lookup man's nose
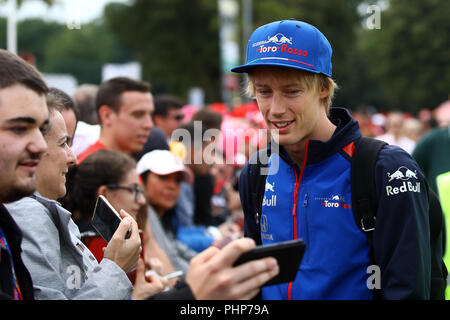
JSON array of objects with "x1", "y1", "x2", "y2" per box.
[
  {"x1": 28, "y1": 129, "x2": 48, "y2": 158},
  {"x1": 269, "y1": 92, "x2": 286, "y2": 117},
  {"x1": 67, "y1": 146, "x2": 77, "y2": 166},
  {"x1": 143, "y1": 113, "x2": 154, "y2": 131}
]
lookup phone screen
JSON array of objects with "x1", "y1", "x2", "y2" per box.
[{"x1": 91, "y1": 195, "x2": 123, "y2": 242}]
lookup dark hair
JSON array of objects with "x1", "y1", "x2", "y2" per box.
[
  {"x1": 176, "y1": 121, "x2": 210, "y2": 146},
  {"x1": 0, "y1": 49, "x2": 48, "y2": 95},
  {"x1": 191, "y1": 108, "x2": 223, "y2": 130},
  {"x1": 153, "y1": 94, "x2": 184, "y2": 118},
  {"x1": 140, "y1": 170, "x2": 151, "y2": 185},
  {"x1": 47, "y1": 87, "x2": 78, "y2": 120},
  {"x1": 74, "y1": 84, "x2": 98, "y2": 124},
  {"x1": 96, "y1": 77, "x2": 151, "y2": 116},
  {"x1": 61, "y1": 149, "x2": 137, "y2": 222}
]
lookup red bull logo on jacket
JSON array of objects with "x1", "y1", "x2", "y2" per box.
[{"x1": 386, "y1": 166, "x2": 421, "y2": 196}]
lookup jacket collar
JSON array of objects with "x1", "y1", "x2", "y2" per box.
[{"x1": 275, "y1": 107, "x2": 362, "y2": 166}]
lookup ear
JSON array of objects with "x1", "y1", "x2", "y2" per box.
[
  {"x1": 319, "y1": 85, "x2": 329, "y2": 99},
  {"x1": 98, "y1": 105, "x2": 116, "y2": 127},
  {"x1": 97, "y1": 185, "x2": 108, "y2": 197},
  {"x1": 153, "y1": 114, "x2": 164, "y2": 127}
]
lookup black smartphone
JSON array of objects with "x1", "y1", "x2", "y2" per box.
[
  {"x1": 91, "y1": 195, "x2": 130, "y2": 242},
  {"x1": 233, "y1": 239, "x2": 306, "y2": 286}
]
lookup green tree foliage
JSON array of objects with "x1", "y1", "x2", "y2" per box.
[
  {"x1": 0, "y1": 17, "x2": 65, "y2": 69},
  {"x1": 0, "y1": 18, "x2": 7, "y2": 48},
  {"x1": 0, "y1": 17, "x2": 133, "y2": 85},
  {"x1": 359, "y1": 0, "x2": 450, "y2": 111},
  {"x1": 2, "y1": 0, "x2": 446, "y2": 111},
  {"x1": 43, "y1": 22, "x2": 132, "y2": 84},
  {"x1": 104, "y1": 0, "x2": 371, "y2": 106},
  {"x1": 104, "y1": 0, "x2": 221, "y2": 101},
  {"x1": 16, "y1": 18, "x2": 64, "y2": 68}
]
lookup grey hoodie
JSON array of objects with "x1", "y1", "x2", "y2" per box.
[{"x1": 5, "y1": 193, "x2": 133, "y2": 300}]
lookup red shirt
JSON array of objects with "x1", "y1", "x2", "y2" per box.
[
  {"x1": 77, "y1": 140, "x2": 106, "y2": 164},
  {"x1": 82, "y1": 233, "x2": 145, "y2": 285}
]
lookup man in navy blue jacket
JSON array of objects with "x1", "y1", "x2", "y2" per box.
[{"x1": 232, "y1": 19, "x2": 430, "y2": 299}]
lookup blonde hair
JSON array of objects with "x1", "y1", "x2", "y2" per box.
[{"x1": 246, "y1": 67, "x2": 338, "y2": 115}]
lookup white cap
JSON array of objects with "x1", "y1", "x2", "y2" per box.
[{"x1": 136, "y1": 150, "x2": 193, "y2": 184}]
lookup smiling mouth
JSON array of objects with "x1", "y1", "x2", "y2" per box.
[
  {"x1": 272, "y1": 121, "x2": 294, "y2": 129},
  {"x1": 137, "y1": 136, "x2": 148, "y2": 143},
  {"x1": 18, "y1": 160, "x2": 40, "y2": 170}
]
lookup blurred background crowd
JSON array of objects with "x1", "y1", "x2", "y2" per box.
[{"x1": 0, "y1": 0, "x2": 449, "y2": 294}]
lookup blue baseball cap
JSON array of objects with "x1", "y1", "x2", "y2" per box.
[{"x1": 231, "y1": 19, "x2": 332, "y2": 77}]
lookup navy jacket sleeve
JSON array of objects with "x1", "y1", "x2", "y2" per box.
[{"x1": 373, "y1": 145, "x2": 430, "y2": 299}]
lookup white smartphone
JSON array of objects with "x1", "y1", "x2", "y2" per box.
[{"x1": 91, "y1": 195, "x2": 131, "y2": 242}]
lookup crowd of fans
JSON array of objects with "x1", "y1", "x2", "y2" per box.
[{"x1": 1, "y1": 46, "x2": 449, "y2": 300}]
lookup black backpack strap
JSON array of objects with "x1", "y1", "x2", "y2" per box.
[
  {"x1": 247, "y1": 147, "x2": 272, "y2": 245},
  {"x1": 351, "y1": 137, "x2": 387, "y2": 240},
  {"x1": 351, "y1": 137, "x2": 387, "y2": 300}
]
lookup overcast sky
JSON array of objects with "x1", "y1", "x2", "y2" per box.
[{"x1": 0, "y1": 0, "x2": 127, "y2": 23}]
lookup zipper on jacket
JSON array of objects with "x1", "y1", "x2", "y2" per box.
[
  {"x1": 291, "y1": 173, "x2": 300, "y2": 240},
  {"x1": 303, "y1": 193, "x2": 309, "y2": 207},
  {"x1": 287, "y1": 140, "x2": 309, "y2": 300}
]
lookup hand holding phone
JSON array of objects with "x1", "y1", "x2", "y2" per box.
[
  {"x1": 233, "y1": 239, "x2": 306, "y2": 286},
  {"x1": 91, "y1": 195, "x2": 141, "y2": 273},
  {"x1": 91, "y1": 195, "x2": 131, "y2": 242}
]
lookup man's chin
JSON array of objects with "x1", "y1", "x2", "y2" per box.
[
  {"x1": 130, "y1": 143, "x2": 145, "y2": 154},
  {"x1": 1, "y1": 184, "x2": 36, "y2": 204}
]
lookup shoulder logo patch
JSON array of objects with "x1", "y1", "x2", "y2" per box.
[{"x1": 386, "y1": 166, "x2": 421, "y2": 196}]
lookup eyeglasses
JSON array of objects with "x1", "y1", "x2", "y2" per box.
[
  {"x1": 170, "y1": 114, "x2": 185, "y2": 121},
  {"x1": 105, "y1": 184, "x2": 145, "y2": 202}
]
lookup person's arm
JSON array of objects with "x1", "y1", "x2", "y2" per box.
[
  {"x1": 142, "y1": 222, "x2": 178, "y2": 287},
  {"x1": 6, "y1": 199, "x2": 76, "y2": 300},
  {"x1": 67, "y1": 210, "x2": 142, "y2": 300},
  {"x1": 69, "y1": 211, "x2": 143, "y2": 300},
  {"x1": 8, "y1": 199, "x2": 139, "y2": 300},
  {"x1": 185, "y1": 237, "x2": 279, "y2": 300},
  {"x1": 146, "y1": 237, "x2": 279, "y2": 300},
  {"x1": 176, "y1": 225, "x2": 214, "y2": 252},
  {"x1": 412, "y1": 131, "x2": 432, "y2": 178},
  {"x1": 373, "y1": 145, "x2": 431, "y2": 299},
  {"x1": 142, "y1": 222, "x2": 175, "y2": 272},
  {"x1": 146, "y1": 280, "x2": 195, "y2": 300},
  {"x1": 102, "y1": 210, "x2": 141, "y2": 273},
  {"x1": 131, "y1": 258, "x2": 166, "y2": 300}
]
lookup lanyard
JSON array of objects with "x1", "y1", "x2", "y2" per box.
[{"x1": 0, "y1": 226, "x2": 23, "y2": 300}]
